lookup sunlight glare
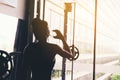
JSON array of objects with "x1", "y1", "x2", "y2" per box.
[{"x1": 0, "y1": 13, "x2": 18, "y2": 52}]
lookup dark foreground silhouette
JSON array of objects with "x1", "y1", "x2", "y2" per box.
[{"x1": 22, "y1": 18, "x2": 73, "y2": 80}]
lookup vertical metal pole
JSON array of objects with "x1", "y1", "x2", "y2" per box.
[
  {"x1": 37, "y1": 0, "x2": 40, "y2": 18},
  {"x1": 43, "y1": 0, "x2": 46, "y2": 20},
  {"x1": 35, "y1": 0, "x2": 41, "y2": 42},
  {"x1": 93, "y1": 0, "x2": 97, "y2": 80},
  {"x1": 71, "y1": 1, "x2": 76, "y2": 80},
  {"x1": 62, "y1": 3, "x2": 72, "y2": 80},
  {"x1": 62, "y1": 10, "x2": 68, "y2": 80},
  {"x1": 13, "y1": 0, "x2": 35, "y2": 80}
]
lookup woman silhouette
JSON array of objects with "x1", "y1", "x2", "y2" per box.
[{"x1": 22, "y1": 18, "x2": 73, "y2": 80}]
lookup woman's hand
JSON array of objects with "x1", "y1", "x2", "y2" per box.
[{"x1": 53, "y1": 29, "x2": 64, "y2": 40}]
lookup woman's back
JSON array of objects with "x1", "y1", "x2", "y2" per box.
[{"x1": 24, "y1": 42, "x2": 57, "y2": 80}]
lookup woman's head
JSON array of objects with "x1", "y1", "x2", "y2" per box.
[{"x1": 31, "y1": 18, "x2": 50, "y2": 41}]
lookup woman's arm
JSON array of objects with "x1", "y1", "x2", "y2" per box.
[{"x1": 53, "y1": 30, "x2": 74, "y2": 59}]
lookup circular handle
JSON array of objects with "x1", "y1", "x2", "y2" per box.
[
  {"x1": 69, "y1": 45, "x2": 79, "y2": 61},
  {"x1": 0, "y1": 50, "x2": 13, "y2": 79}
]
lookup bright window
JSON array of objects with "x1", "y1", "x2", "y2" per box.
[{"x1": 0, "y1": 13, "x2": 18, "y2": 53}]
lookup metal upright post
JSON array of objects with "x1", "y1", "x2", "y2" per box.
[
  {"x1": 37, "y1": 0, "x2": 40, "y2": 19},
  {"x1": 13, "y1": 0, "x2": 35, "y2": 80},
  {"x1": 62, "y1": 7, "x2": 68, "y2": 80},
  {"x1": 71, "y1": 1, "x2": 76, "y2": 80},
  {"x1": 62, "y1": 3, "x2": 72, "y2": 80},
  {"x1": 93, "y1": 0, "x2": 97, "y2": 80},
  {"x1": 43, "y1": 0, "x2": 46, "y2": 20}
]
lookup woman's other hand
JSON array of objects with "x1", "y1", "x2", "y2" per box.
[{"x1": 53, "y1": 29, "x2": 64, "y2": 40}]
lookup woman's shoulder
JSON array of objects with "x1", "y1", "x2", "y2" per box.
[
  {"x1": 47, "y1": 43, "x2": 59, "y2": 47},
  {"x1": 47, "y1": 43, "x2": 62, "y2": 51},
  {"x1": 24, "y1": 42, "x2": 37, "y2": 51},
  {"x1": 26, "y1": 42, "x2": 36, "y2": 47}
]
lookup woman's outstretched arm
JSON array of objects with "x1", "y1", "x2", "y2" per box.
[{"x1": 53, "y1": 30, "x2": 74, "y2": 59}]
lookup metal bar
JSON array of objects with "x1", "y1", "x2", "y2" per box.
[
  {"x1": 71, "y1": 1, "x2": 76, "y2": 80},
  {"x1": 62, "y1": 10, "x2": 67, "y2": 80},
  {"x1": 62, "y1": 3, "x2": 72, "y2": 80},
  {"x1": 93, "y1": 0, "x2": 97, "y2": 80},
  {"x1": 43, "y1": 0, "x2": 46, "y2": 20},
  {"x1": 37, "y1": 0, "x2": 40, "y2": 18},
  {"x1": 13, "y1": 0, "x2": 35, "y2": 80}
]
